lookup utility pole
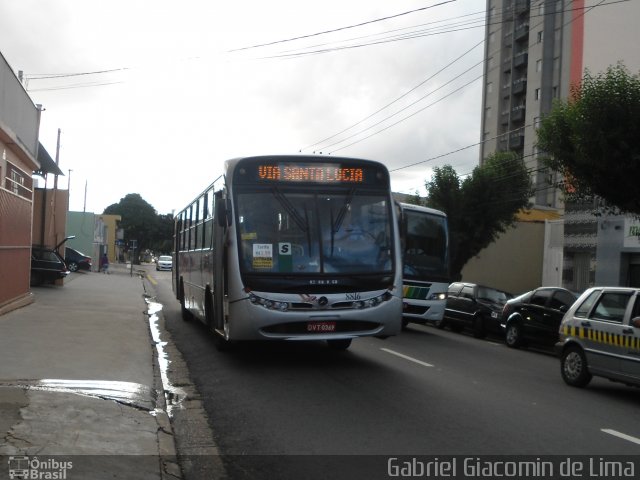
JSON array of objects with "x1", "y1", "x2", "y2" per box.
[
  {"x1": 68, "y1": 169, "x2": 72, "y2": 202},
  {"x1": 52, "y1": 128, "x2": 61, "y2": 250},
  {"x1": 53, "y1": 129, "x2": 61, "y2": 190},
  {"x1": 83, "y1": 180, "x2": 88, "y2": 213}
]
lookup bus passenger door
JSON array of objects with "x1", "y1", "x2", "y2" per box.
[{"x1": 212, "y1": 190, "x2": 227, "y2": 334}]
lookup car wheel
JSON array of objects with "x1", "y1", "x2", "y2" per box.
[
  {"x1": 505, "y1": 322, "x2": 523, "y2": 348},
  {"x1": 561, "y1": 346, "x2": 592, "y2": 387},
  {"x1": 327, "y1": 339, "x2": 352, "y2": 350},
  {"x1": 449, "y1": 323, "x2": 463, "y2": 333},
  {"x1": 472, "y1": 315, "x2": 486, "y2": 339},
  {"x1": 67, "y1": 261, "x2": 78, "y2": 272},
  {"x1": 434, "y1": 318, "x2": 447, "y2": 329}
]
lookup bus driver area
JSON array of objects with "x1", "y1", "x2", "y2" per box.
[{"x1": 238, "y1": 194, "x2": 389, "y2": 275}]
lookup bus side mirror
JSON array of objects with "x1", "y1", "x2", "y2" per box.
[
  {"x1": 631, "y1": 317, "x2": 640, "y2": 329},
  {"x1": 217, "y1": 199, "x2": 232, "y2": 227}
]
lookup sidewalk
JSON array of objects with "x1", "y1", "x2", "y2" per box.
[{"x1": 0, "y1": 263, "x2": 180, "y2": 479}]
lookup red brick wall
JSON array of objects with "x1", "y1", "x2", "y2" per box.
[{"x1": 0, "y1": 189, "x2": 32, "y2": 308}]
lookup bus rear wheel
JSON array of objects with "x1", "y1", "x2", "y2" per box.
[{"x1": 327, "y1": 339, "x2": 352, "y2": 350}]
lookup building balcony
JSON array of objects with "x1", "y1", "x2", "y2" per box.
[
  {"x1": 512, "y1": 77, "x2": 527, "y2": 95},
  {"x1": 511, "y1": 105, "x2": 526, "y2": 122},
  {"x1": 515, "y1": 22, "x2": 530, "y2": 41},
  {"x1": 514, "y1": 52, "x2": 528, "y2": 68},
  {"x1": 509, "y1": 133, "x2": 525, "y2": 149},
  {"x1": 515, "y1": 0, "x2": 530, "y2": 15}
]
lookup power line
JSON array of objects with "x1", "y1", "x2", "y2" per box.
[
  {"x1": 227, "y1": 1, "x2": 456, "y2": 53},
  {"x1": 303, "y1": 38, "x2": 485, "y2": 151},
  {"x1": 28, "y1": 80, "x2": 124, "y2": 92},
  {"x1": 300, "y1": 0, "x2": 617, "y2": 154},
  {"x1": 329, "y1": 73, "x2": 484, "y2": 154},
  {"x1": 278, "y1": 9, "x2": 488, "y2": 58},
  {"x1": 25, "y1": 67, "x2": 129, "y2": 80}
]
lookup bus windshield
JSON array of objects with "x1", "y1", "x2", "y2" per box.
[
  {"x1": 236, "y1": 188, "x2": 392, "y2": 275},
  {"x1": 402, "y1": 209, "x2": 449, "y2": 282}
]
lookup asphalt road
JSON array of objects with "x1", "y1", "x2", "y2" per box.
[{"x1": 146, "y1": 268, "x2": 640, "y2": 479}]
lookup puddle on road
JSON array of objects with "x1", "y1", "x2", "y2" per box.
[
  {"x1": 0, "y1": 379, "x2": 157, "y2": 411},
  {"x1": 145, "y1": 296, "x2": 186, "y2": 418},
  {"x1": 0, "y1": 293, "x2": 186, "y2": 418}
]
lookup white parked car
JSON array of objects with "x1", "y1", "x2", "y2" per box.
[
  {"x1": 156, "y1": 255, "x2": 173, "y2": 271},
  {"x1": 556, "y1": 287, "x2": 640, "y2": 388}
]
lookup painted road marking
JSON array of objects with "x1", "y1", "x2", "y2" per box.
[
  {"x1": 147, "y1": 274, "x2": 158, "y2": 286},
  {"x1": 602, "y1": 429, "x2": 640, "y2": 445},
  {"x1": 381, "y1": 348, "x2": 433, "y2": 368}
]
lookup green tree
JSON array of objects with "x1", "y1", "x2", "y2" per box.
[
  {"x1": 151, "y1": 213, "x2": 175, "y2": 254},
  {"x1": 403, "y1": 190, "x2": 423, "y2": 206},
  {"x1": 537, "y1": 63, "x2": 640, "y2": 214},
  {"x1": 426, "y1": 152, "x2": 532, "y2": 280},
  {"x1": 104, "y1": 193, "x2": 159, "y2": 263}
]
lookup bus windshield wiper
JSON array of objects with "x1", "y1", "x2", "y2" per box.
[
  {"x1": 272, "y1": 187, "x2": 308, "y2": 233},
  {"x1": 272, "y1": 187, "x2": 313, "y2": 254},
  {"x1": 330, "y1": 187, "x2": 356, "y2": 255}
]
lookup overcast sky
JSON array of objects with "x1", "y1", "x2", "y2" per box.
[{"x1": 0, "y1": 0, "x2": 485, "y2": 215}]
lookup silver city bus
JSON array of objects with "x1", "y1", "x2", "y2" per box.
[{"x1": 173, "y1": 155, "x2": 403, "y2": 350}]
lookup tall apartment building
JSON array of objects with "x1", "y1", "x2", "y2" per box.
[{"x1": 479, "y1": 0, "x2": 640, "y2": 290}]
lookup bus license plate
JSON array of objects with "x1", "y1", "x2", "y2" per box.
[{"x1": 307, "y1": 321, "x2": 336, "y2": 333}]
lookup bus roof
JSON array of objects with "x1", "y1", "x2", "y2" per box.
[{"x1": 398, "y1": 202, "x2": 447, "y2": 218}]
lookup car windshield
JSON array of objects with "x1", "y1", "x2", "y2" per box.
[
  {"x1": 235, "y1": 188, "x2": 392, "y2": 275},
  {"x1": 33, "y1": 249, "x2": 62, "y2": 262},
  {"x1": 159, "y1": 256, "x2": 172, "y2": 262},
  {"x1": 477, "y1": 287, "x2": 510, "y2": 303}
]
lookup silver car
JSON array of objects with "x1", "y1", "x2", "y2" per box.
[
  {"x1": 556, "y1": 287, "x2": 640, "y2": 388},
  {"x1": 156, "y1": 255, "x2": 173, "y2": 271}
]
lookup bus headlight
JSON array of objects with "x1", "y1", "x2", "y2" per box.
[
  {"x1": 247, "y1": 293, "x2": 290, "y2": 312},
  {"x1": 366, "y1": 297, "x2": 380, "y2": 308},
  {"x1": 428, "y1": 292, "x2": 447, "y2": 301}
]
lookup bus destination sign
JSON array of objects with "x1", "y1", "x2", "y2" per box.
[{"x1": 257, "y1": 163, "x2": 364, "y2": 184}]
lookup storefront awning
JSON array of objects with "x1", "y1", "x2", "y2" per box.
[{"x1": 34, "y1": 142, "x2": 64, "y2": 177}]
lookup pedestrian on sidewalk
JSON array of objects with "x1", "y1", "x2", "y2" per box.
[{"x1": 100, "y1": 253, "x2": 110, "y2": 274}]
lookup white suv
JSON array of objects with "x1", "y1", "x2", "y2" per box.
[{"x1": 556, "y1": 287, "x2": 640, "y2": 388}]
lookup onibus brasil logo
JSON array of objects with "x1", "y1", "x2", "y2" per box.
[{"x1": 7, "y1": 456, "x2": 73, "y2": 479}]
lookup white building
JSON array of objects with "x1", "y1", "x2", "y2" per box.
[{"x1": 476, "y1": 0, "x2": 640, "y2": 291}]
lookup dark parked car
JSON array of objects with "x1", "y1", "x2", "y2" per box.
[
  {"x1": 502, "y1": 287, "x2": 577, "y2": 348},
  {"x1": 31, "y1": 245, "x2": 69, "y2": 286},
  {"x1": 65, "y1": 247, "x2": 92, "y2": 272},
  {"x1": 443, "y1": 282, "x2": 513, "y2": 338}
]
